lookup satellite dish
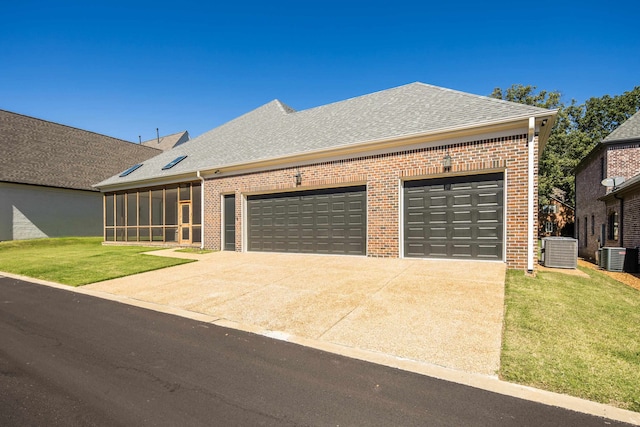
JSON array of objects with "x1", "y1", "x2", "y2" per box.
[{"x1": 601, "y1": 177, "x2": 626, "y2": 187}]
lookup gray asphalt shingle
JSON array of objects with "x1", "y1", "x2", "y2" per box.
[
  {"x1": 603, "y1": 110, "x2": 640, "y2": 142},
  {"x1": 96, "y1": 82, "x2": 552, "y2": 188},
  {"x1": 141, "y1": 130, "x2": 190, "y2": 151},
  {"x1": 0, "y1": 109, "x2": 160, "y2": 191}
]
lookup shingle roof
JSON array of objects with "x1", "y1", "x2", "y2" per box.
[
  {"x1": 96, "y1": 82, "x2": 554, "y2": 188},
  {"x1": 141, "y1": 130, "x2": 190, "y2": 151},
  {"x1": 575, "y1": 110, "x2": 640, "y2": 173},
  {"x1": 0, "y1": 109, "x2": 161, "y2": 191},
  {"x1": 603, "y1": 110, "x2": 640, "y2": 142}
]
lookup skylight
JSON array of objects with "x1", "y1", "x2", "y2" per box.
[
  {"x1": 162, "y1": 155, "x2": 187, "y2": 170},
  {"x1": 119, "y1": 163, "x2": 143, "y2": 177}
]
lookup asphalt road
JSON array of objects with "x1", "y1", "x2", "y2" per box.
[{"x1": 0, "y1": 276, "x2": 632, "y2": 426}]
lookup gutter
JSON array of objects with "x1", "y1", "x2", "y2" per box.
[
  {"x1": 197, "y1": 171, "x2": 205, "y2": 250},
  {"x1": 527, "y1": 117, "x2": 536, "y2": 273},
  {"x1": 95, "y1": 113, "x2": 557, "y2": 192}
]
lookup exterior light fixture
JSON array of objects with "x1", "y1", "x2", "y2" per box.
[
  {"x1": 295, "y1": 169, "x2": 302, "y2": 186},
  {"x1": 443, "y1": 153, "x2": 452, "y2": 172}
]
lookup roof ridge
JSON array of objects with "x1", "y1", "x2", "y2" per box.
[
  {"x1": 141, "y1": 130, "x2": 189, "y2": 145},
  {"x1": 273, "y1": 100, "x2": 296, "y2": 114},
  {"x1": 286, "y1": 83, "x2": 422, "y2": 116},
  {"x1": 603, "y1": 110, "x2": 640, "y2": 142},
  {"x1": 412, "y1": 82, "x2": 552, "y2": 112},
  {"x1": 0, "y1": 108, "x2": 161, "y2": 151},
  {"x1": 281, "y1": 82, "x2": 550, "y2": 118}
]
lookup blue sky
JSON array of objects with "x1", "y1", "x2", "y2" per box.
[{"x1": 1, "y1": 1, "x2": 638, "y2": 142}]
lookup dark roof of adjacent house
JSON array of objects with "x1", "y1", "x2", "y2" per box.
[
  {"x1": 603, "y1": 110, "x2": 640, "y2": 143},
  {"x1": 96, "y1": 82, "x2": 556, "y2": 189},
  {"x1": 0, "y1": 109, "x2": 161, "y2": 191},
  {"x1": 141, "y1": 130, "x2": 190, "y2": 151},
  {"x1": 575, "y1": 110, "x2": 640, "y2": 173}
]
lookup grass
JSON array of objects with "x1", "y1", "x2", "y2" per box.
[
  {"x1": 501, "y1": 267, "x2": 640, "y2": 412},
  {"x1": 2, "y1": 237, "x2": 639, "y2": 411},
  {"x1": 0, "y1": 237, "x2": 194, "y2": 286},
  {"x1": 175, "y1": 247, "x2": 215, "y2": 254}
]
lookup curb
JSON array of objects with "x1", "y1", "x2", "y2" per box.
[{"x1": 2, "y1": 271, "x2": 638, "y2": 426}]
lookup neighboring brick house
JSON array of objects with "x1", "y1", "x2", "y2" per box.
[
  {"x1": 539, "y1": 188, "x2": 574, "y2": 237},
  {"x1": 95, "y1": 83, "x2": 557, "y2": 271},
  {"x1": 0, "y1": 109, "x2": 160, "y2": 240},
  {"x1": 141, "y1": 130, "x2": 189, "y2": 151},
  {"x1": 575, "y1": 110, "x2": 640, "y2": 262},
  {"x1": 599, "y1": 173, "x2": 640, "y2": 269}
]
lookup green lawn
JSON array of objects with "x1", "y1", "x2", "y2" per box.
[
  {"x1": 501, "y1": 267, "x2": 640, "y2": 412},
  {"x1": 2, "y1": 237, "x2": 639, "y2": 411},
  {"x1": 0, "y1": 237, "x2": 194, "y2": 286}
]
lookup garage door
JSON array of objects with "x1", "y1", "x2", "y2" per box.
[
  {"x1": 404, "y1": 173, "x2": 504, "y2": 260},
  {"x1": 248, "y1": 186, "x2": 366, "y2": 255}
]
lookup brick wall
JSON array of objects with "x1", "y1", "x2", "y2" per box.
[
  {"x1": 607, "y1": 143, "x2": 640, "y2": 178},
  {"x1": 623, "y1": 190, "x2": 640, "y2": 267},
  {"x1": 576, "y1": 143, "x2": 640, "y2": 261},
  {"x1": 203, "y1": 133, "x2": 536, "y2": 269},
  {"x1": 575, "y1": 150, "x2": 607, "y2": 261}
]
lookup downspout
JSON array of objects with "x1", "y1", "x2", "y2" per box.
[
  {"x1": 527, "y1": 117, "x2": 536, "y2": 273},
  {"x1": 197, "y1": 171, "x2": 205, "y2": 250}
]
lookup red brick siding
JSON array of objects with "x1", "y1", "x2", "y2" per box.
[
  {"x1": 623, "y1": 191, "x2": 640, "y2": 266},
  {"x1": 607, "y1": 144, "x2": 640, "y2": 179},
  {"x1": 576, "y1": 143, "x2": 640, "y2": 261},
  {"x1": 575, "y1": 152, "x2": 608, "y2": 261},
  {"x1": 202, "y1": 133, "x2": 537, "y2": 269},
  {"x1": 539, "y1": 200, "x2": 574, "y2": 237}
]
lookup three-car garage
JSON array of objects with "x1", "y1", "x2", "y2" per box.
[{"x1": 245, "y1": 173, "x2": 504, "y2": 261}]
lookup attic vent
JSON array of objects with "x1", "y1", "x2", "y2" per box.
[
  {"x1": 119, "y1": 163, "x2": 143, "y2": 177},
  {"x1": 162, "y1": 155, "x2": 187, "y2": 170}
]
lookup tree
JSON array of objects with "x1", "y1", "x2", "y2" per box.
[{"x1": 490, "y1": 84, "x2": 640, "y2": 206}]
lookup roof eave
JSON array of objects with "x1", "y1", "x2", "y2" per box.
[
  {"x1": 96, "y1": 112, "x2": 557, "y2": 192},
  {"x1": 94, "y1": 172, "x2": 201, "y2": 192}
]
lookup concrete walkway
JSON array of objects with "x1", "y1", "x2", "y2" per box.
[{"x1": 85, "y1": 250, "x2": 506, "y2": 376}]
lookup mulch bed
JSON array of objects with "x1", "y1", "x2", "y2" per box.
[{"x1": 578, "y1": 259, "x2": 640, "y2": 292}]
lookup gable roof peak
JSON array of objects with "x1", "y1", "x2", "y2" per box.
[
  {"x1": 96, "y1": 82, "x2": 557, "y2": 189},
  {"x1": 603, "y1": 110, "x2": 640, "y2": 143}
]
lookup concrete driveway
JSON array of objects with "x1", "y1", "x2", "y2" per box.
[{"x1": 85, "y1": 250, "x2": 506, "y2": 375}]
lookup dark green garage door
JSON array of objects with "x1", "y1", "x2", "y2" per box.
[
  {"x1": 248, "y1": 186, "x2": 366, "y2": 255},
  {"x1": 404, "y1": 173, "x2": 504, "y2": 260}
]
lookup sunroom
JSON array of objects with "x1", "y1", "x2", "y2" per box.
[{"x1": 103, "y1": 181, "x2": 201, "y2": 245}]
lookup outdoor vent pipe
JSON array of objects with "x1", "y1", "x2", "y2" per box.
[{"x1": 197, "y1": 171, "x2": 205, "y2": 250}]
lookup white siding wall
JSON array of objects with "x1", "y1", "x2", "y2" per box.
[{"x1": 0, "y1": 182, "x2": 102, "y2": 241}]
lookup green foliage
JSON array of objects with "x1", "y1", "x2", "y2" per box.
[
  {"x1": 491, "y1": 85, "x2": 640, "y2": 206},
  {"x1": 580, "y1": 86, "x2": 640, "y2": 142},
  {"x1": 490, "y1": 84, "x2": 562, "y2": 109}
]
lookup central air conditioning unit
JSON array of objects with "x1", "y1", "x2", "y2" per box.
[
  {"x1": 541, "y1": 237, "x2": 578, "y2": 269},
  {"x1": 600, "y1": 247, "x2": 626, "y2": 272}
]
